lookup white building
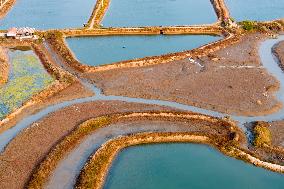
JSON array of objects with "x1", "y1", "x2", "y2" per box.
[{"x1": 6, "y1": 27, "x2": 36, "y2": 39}]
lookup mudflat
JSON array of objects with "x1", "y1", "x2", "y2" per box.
[{"x1": 84, "y1": 33, "x2": 280, "y2": 116}]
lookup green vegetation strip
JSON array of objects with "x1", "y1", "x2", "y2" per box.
[
  {"x1": 43, "y1": 31, "x2": 86, "y2": 72},
  {"x1": 239, "y1": 20, "x2": 284, "y2": 32}
]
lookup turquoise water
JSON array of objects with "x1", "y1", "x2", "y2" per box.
[
  {"x1": 66, "y1": 35, "x2": 221, "y2": 66},
  {"x1": 0, "y1": 50, "x2": 54, "y2": 120},
  {"x1": 104, "y1": 144, "x2": 284, "y2": 189},
  {"x1": 102, "y1": 0, "x2": 217, "y2": 27},
  {"x1": 225, "y1": 0, "x2": 284, "y2": 21},
  {"x1": 0, "y1": 0, "x2": 95, "y2": 29}
]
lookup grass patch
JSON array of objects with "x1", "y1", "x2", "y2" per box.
[{"x1": 239, "y1": 20, "x2": 283, "y2": 32}]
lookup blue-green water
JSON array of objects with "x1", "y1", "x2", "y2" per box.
[
  {"x1": 0, "y1": 50, "x2": 54, "y2": 120},
  {"x1": 102, "y1": 0, "x2": 217, "y2": 27},
  {"x1": 0, "y1": 0, "x2": 95, "y2": 29},
  {"x1": 225, "y1": 0, "x2": 284, "y2": 21},
  {"x1": 66, "y1": 35, "x2": 221, "y2": 66},
  {"x1": 104, "y1": 144, "x2": 284, "y2": 189}
]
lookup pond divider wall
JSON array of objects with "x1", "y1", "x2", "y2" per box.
[
  {"x1": 87, "y1": 0, "x2": 111, "y2": 28},
  {"x1": 210, "y1": 0, "x2": 230, "y2": 22},
  {"x1": 86, "y1": 0, "x2": 231, "y2": 29},
  {"x1": 45, "y1": 29, "x2": 240, "y2": 74},
  {"x1": 77, "y1": 133, "x2": 211, "y2": 189},
  {"x1": 0, "y1": 0, "x2": 16, "y2": 19}
]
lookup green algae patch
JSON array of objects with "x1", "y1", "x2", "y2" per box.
[{"x1": 0, "y1": 50, "x2": 54, "y2": 120}]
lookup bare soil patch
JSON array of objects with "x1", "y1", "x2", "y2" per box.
[{"x1": 270, "y1": 121, "x2": 284, "y2": 148}]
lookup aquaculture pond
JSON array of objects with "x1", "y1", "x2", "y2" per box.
[
  {"x1": 0, "y1": 49, "x2": 54, "y2": 120},
  {"x1": 102, "y1": 0, "x2": 217, "y2": 27},
  {"x1": 0, "y1": 0, "x2": 95, "y2": 29},
  {"x1": 66, "y1": 35, "x2": 221, "y2": 66},
  {"x1": 225, "y1": 0, "x2": 284, "y2": 21},
  {"x1": 104, "y1": 144, "x2": 284, "y2": 189}
]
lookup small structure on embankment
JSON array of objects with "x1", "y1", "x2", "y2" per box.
[{"x1": 6, "y1": 27, "x2": 37, "y2": 39}]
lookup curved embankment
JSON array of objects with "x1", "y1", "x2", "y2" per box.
[
  {"x1": 210, "y1": 0, "x2": 230, "y2": 22},
  {"x1": 0, "y1": 46, "x2": 9, "y2": 85},
  {"x1": 27, "y1": 111, "x2": 244, "y2": 188},
  {"x1": 0, "y1": 102, "x2": 174, "y2": 189},
  {"x1": 77, "y1": 133, "x2": 210, "y2": 189},
  {"x1": 86, "y1": 33, "x2": 281, "y2": 116},
  {"x1": 76, "y1": 133, "x2": 284, "y2": 189}
]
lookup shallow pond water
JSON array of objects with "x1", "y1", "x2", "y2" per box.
[
  {"x1": 0, "y1": 50, "x2": 54, "y2": 120},
  {"x1": 66, "y1": 35, "x2": 221, "y2": 66},
  {"x1": 225, "y1": 0, "x2": 284, "y2": 21},
  {"x1": 104, "y1": 144, "x2": 284, "y2": 189},
  {"x1": 0, "y1": 0, "x2": 95, "y2": 29},
  {"x1": 102, "y1": 0, "x2": 217, "y2": 27}
]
